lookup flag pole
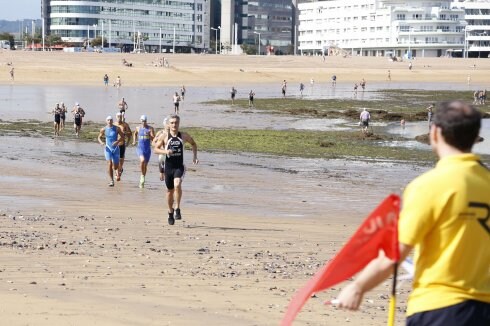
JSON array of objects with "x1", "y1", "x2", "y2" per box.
[{"x1": 387, "y1": 262, "x2": 398, "y2": 326}]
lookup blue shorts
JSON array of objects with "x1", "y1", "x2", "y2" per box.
[
  {"x1": 105, "y1": 146, "x2": 120, "y2": 164},
  {"x1": 137, "y1": 149, "x2": 151, "y2": 163}
]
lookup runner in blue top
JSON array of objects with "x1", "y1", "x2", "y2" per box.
[
  {"x1": 133, "y1": 115, "x2": 155, "y2": 188},
  {"x1": 98, "y1": 116, "x2": 124, "y2": 187}
]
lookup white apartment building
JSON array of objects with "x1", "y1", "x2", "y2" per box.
[
  {"x1": 453, "y1": 0, "x2": 490, "y2": 57},
  {"x1": 41, "y1": 0, "x2": 210, "y2": 53},
  {"x1": 298, "y1": 0, "x2": 466, "y2": 58}
]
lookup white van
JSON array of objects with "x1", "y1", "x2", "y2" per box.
[{"x1": 0, "y1": 40, "x2": 10, "y2": 49}]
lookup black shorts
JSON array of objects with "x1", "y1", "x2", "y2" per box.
[
  {"x1": 61, "y1": 114, "x2": 65, "y2": 122},
  {"x1": 164, "y1": 166, "x2": 185, "y2": 190},
  {"x1": 54, "y1": 115, "x2": 60, "y2": 124},
  {"x1": 407, "y1": 300, "x2": 490, "y2": 326},
  {"x1": 74, "y1": 118, "x2": 81, "y2": 126},
  {"x1": 119, "y1": 144, "x2": 126, "y2": 159},
  {"x1": 231, "y1": 94, "x2": 235, "y2": 99},
  {"x1": 282, "y1": 89, "x2": 286, "y2": 95},
  {"x1": 174, "y1": 102, "x2": 179, "y2": 108},
  {"x1": 362, "y1": 120, "x2": 369, "y2": 127}
]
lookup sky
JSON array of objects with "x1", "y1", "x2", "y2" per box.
[{"x1": 0, "y1": 0, "x2": 41, "y2": 20}]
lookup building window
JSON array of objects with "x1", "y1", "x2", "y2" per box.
[{"x1": 396, "y1": 14, "x2": 405, "y2": 20}]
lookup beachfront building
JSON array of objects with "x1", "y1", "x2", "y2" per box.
[
  {"x1": 41, "y1": 0, "x2": 211, "y2": 53},
  {"x1": 453, "y1": 0, "x2": 490, "y2": 58},
  {"x1": 219, "y1": 0, "x2": 294, "y2": 55},
  {"x1": 298, "y1": 0, "x2": 467, "y2": 58}
]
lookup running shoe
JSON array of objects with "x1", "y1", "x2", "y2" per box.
[
  {"x1": 108, "y1": 180, "x2": 114, "y2": 187},
  {"x1": 174, "y1": 208, "x2": 182, "y2": 220},
  {"x1": 168, "y1": 211, "x2": 175, "y2": 225},
  {"x1": 139, "y1": 175, "x2": 145, "y2": 188}
]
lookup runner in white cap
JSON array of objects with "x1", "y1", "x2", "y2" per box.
[
  {"x1": 133, "y1": 114, "x2": 155, "y2": 188},
  {"x1": 114, "y1": 112, "x2": 132, "y2": 179}
]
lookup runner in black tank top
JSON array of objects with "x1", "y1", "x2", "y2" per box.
[{"x1": 153, "y1": 115, "x2": 198, "y2": 226}]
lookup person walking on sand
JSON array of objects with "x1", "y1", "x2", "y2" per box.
[
  {"x1": 60, "y1": 102, "x2": 67, "y2": 130},
  {"x1": 118, "y1": 97, "x2": 128, "y2": 116},
  {"x1": 115, "y1": 76, "x2": 121, "y2": 88},
  {"x1": 282, "y1": 80, "x2": 287, "y2": 98},
  {"x1": 153, "y1": 115, "x2": 171, "y2": 182},
  {"x1": 180, "y1": 85, "x2": 186, "y2": 101},
  {"x1": 387, "y1": 70, "x2": 391, "y2": 81},
  {"x1": 332, "y1": 75, "x2": 337, "y2": 86},
  {"x1": 9, "y1": 67, "x2": 14, "y2": 81},
  {"x1": 359, "y1": 108, "x2": 370, "y2": 133},
  {"x1": 336, "y1": 101, "x2": 490, "y2": 326},
  {"x1": 114, "y1": 112, "x2": 132, "y2": 179},
  {"x1": 427, "y1": 103, "x2": 434, "y2": 130},
  {"x1": 230, "y1": 86, "x2": 237, "y2": 105},
  {"x1": 98, "y1": 116, "x2": 124, "y2": 187},
  {"x1": 299, "y1": 83, "x2": 305, "y2": 97},
  {"x1": 153, "y1": 115, "x2": 198, "y2": 226},
  {"x1": 473, "y1": 90, "x2": 480, "y2": 105},
  {"x1": 103, "y1": 74, "x2": 109, "y2": 87},
  {"x1": 353, "y1": 83, "x2": 359, "y2": 97},
  {"x1": 52, "y1": 103, "x2": 62, "y2": 137},
  {"x1": 173, "y1": 92, "x2": 181, "y2": 114},
  {"x1": 71, "y1": 102, "x2": 85, "y2": 138},
  {"x1": 248, "y1": 90, "x2": 255, "y2": 108},
  {"x1": 360, "y1": 78, "x2": 366, "y2": 91},
  {"x1": 133, "y1": 115, "x2": 155, "y2": 188},
  {"x1": 409, "y1": 62, "x2": 413, "y2": 70}
]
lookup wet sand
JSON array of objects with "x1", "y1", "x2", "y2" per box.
[{"x1": 0, "y1": 52, "x2": 480, "y2": 325}]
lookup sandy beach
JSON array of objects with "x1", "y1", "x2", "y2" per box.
[{"x1": 0, "y1": 52, "x2": 486, "y2": 325}]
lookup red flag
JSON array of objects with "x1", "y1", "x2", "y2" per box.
[{"x1": 281, "y1": 194, "x2": 400, "y2": 325}]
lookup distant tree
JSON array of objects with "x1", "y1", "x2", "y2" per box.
[
  {"x1": 46, "y1": 34, "x2": 63, "y2": 47},
  {"x1": 240, "y1": 43, "x2": 257, "y2": 55},
  {"x1": 0, "y1": 32, "x2": 15, "y2": 49},
  {"x1": 90, "y1": 36, "x2": 108, "y2": 47}
]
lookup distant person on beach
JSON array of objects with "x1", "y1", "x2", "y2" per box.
[
  {"x1": 118, "y1": 97, "x2": 128, "y2": 115},
  {"x1": 60, "y1": 102, "x2": 67, "y2": 130},
  {"x1": 71, "y1": 102, "x2": 85, "y2": 138},
  {"x1": 427, "y1": 103, "x2": 434, "y2": 129},
  {"x1": 467, "y1": 74, "x2": 471, "y2": 86},
  {"x1": 98, "y1": 116, "x2": 124, "y2": 187},
  {"x1": 282, "y1": 80, "x2": 287, "y2": 98},
  {"x1": 52, "y1": 103, "x2": 62, "y2": 137},
  {"x1": 173, "y1": 92, "x2": 181, "y2": 114},
  {"x1": 310, "y1": 78, "x2": 314, "y2": 87},
  {"x1": 359, "y1": 108, "x2": 370, "y2": 133},
  {"x1": 103, "y1": 74, "x2": 109, "y2": 86},
  {"x1": 9, "y1": 67, "x2": 14, "y2": 81},
  {"x1": 409, "y1": 62, "x2": 413, "y2": 70},
  {"x1": 180, "y1": 85, "x2": 186, "y2": 101},
  {"x1": 337, "y1": 101, "x2": 490, "y2": 326},
  {"x1": 479, "y1": 90, "x2": 486, "y2": 105},
  {"x1": 249, "y1": 90, "x2": 255, "y2": 107},
  {"x1": 114, "y1": 112, "x2": 132, "y2": 179},
  {"x1": 153, "y1": 115, "x2": 171, "y2": 181},
  {"x1": 153, "y1": 115, "x2": 198, "y2": 225},
  {"x1": 299, "y1": 83, "x2": 305, "y2": 97},
  {"x1": 474, "y1": 90, "x2": 480, "y2": 105},
  {"x1": 360, "y1": 78, "x2": 366, "y2": 91},
  {"x1": 133, "y1": 115, "x2": 155, "y2": 188},
  {"x1": 115, "y1": 76, "x2": 122, "y2": 88},
  {"x1": 332, "y1": 75, "x2": 337, "y2": 86},
  {"x1": 388, "y1": 70, "x2": 391, "y2": 81},
  {"x1": 353, "y1": 83, "x2": 359, "y2": 97},
  {"x1": 230, "y1": 86, "x2": 237, "y2": 105}
]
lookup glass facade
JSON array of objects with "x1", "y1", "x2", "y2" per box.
[
  {"x1": 236, "y1": 0, "x2": 293, "y2": 54},
  {"x1": 43, "y1": 0, "x2": 210, "y2": 52}
]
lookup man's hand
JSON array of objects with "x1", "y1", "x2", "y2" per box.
[{"x1": 336, "y1": 282, "x2": 364, "y2": 311}]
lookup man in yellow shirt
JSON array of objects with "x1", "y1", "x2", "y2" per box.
[{"x1": 336, "y1": 101, "x2": 490, "y2": 325}]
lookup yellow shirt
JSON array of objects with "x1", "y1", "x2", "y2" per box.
[{"x1": 399, "y1": 154, "x2": 490, "y2": 317}]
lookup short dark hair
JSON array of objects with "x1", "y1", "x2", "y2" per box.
[{"x1": 433, "y1": 101, "x2": 481, "y2": 151}]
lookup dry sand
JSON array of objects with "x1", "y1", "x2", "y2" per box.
[
  {"x1": 1, "y1": 50, "x2": 489, "y2": 87},
  {"x1": 0, "y1": 51, "x2": 464, "y2": 325}
]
